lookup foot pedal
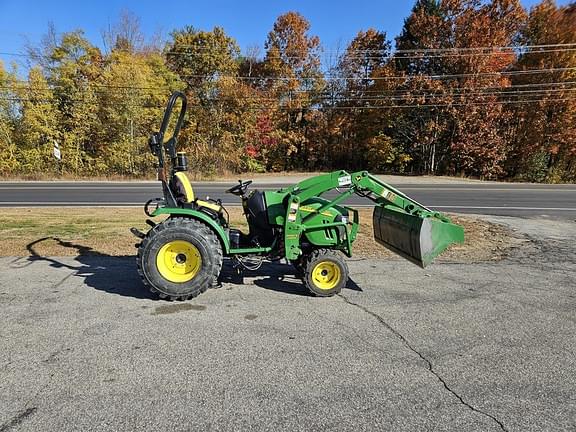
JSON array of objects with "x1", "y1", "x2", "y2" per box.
[{"x1": 130, "y1": 227, "x2": 145, "y2": 239}]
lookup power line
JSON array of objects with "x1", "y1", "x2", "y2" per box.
[
  {"x1": 3, "y1": 68, "x2": 574, "y2": 92},
  {"x1": 3, "y1": 43, "x2": 576, "y2": 63},
  {"x1": 328, "y1": 81, "x2": 576, "y2": 93},
  {"x1": 323, "y1": 97, "x2": 576, "y2": 109},
  {"x1": 2, "y1": 49, "x2": 573, "y2": 91},
  {"x1": 0, "y1": 82, "x2": 182, "y2": 91},
  {"x1": 3, "y1": 85, "x2": 575, "y2": 102},
  {"x1": 3, "y1": 79, "x2": 574, "y2": 95},
  {"x1": 351, "y1": 48, "x2": 576, "y2": 61},
  {"x1": 2, "y1": 38, "x2": 575, "y2": 54},
  {"x1": 2, "y1": 95, "x2": 574, "y2": 109},
  {"x1": 171, "y1": 67, "x2": 576, "y2": 81},
  {"x1": 2, "y1": 80, "x2": 575, "y2": 103},
  {"x1": 324, "y1": 88, "x2": 576, "y2": 101},
  {"x1": 163, "y1": 42, "x2": 576, "y2": 54},
  {"x1": 332, "y1": 67, "x2": 576, "y2": 80},
  {"x1": 165, "y1": 46, "x2": 576, "y2": 61},
  {"x1": 374, "y1": 43, "x2": 576, "y2": 54}
]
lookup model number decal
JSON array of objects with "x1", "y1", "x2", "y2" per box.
[
  {"x1": 381, "y1": 189, "x2": 397, "y2": 202},
  {"x1": 338, "y1": 175, "x2": 351, "y2": 187},
  {"x1": 288, "y1": 202, "x2": 299, "y2": 222}
]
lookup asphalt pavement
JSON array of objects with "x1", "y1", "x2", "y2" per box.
[
  {"x1": 0, "y1": 216, "x2": 575, "y2": 431},
  {"x1": 1, "y1": 180, "x2": 576, "y2": 219}
]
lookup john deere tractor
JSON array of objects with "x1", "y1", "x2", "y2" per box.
[{"x1": 132, "y1": 92, "x2": 464, "y2": 300}]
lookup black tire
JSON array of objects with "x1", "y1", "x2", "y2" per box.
[
  {"x1": 137, "y1": 217, "x2": 223, "y2": 300},
  {"x1": 303, "y1": 249, "x2": 348, "y2": 297}
]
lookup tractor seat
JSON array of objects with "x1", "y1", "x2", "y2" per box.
[{"x1": 170, "y1": 172, "x2": 223, "y2": 214}]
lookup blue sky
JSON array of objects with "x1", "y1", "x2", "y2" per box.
[{"x1": 0, "y1": 0, "x2": 571, "y2": 69}]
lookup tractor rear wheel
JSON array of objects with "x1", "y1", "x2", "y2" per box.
[
  {"x1": 137, "y1": 217, "x2": 223, "y2": 300},
  {"x1": 303, "y1": 249, "x2": 348, "y2": 297}
]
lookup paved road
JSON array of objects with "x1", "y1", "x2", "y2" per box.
[
  {"x1": 1, "y1": 181, "x2": 576, "y2": 219},
  {"x1": 0, "y1": 216, "x2": 574, "y2": 431}
]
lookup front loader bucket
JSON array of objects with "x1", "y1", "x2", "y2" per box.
[{"x1": 373, "y1": 205, "x2": 464, "y2": 268}]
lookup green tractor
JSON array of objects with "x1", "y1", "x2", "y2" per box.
[{"x1": 132, "y1": 92, "x2": 464, "y2": 300}]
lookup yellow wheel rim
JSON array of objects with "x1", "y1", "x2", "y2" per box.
[
  {"x1": 156, "y1": 240, "x2": 202, "y2": 283},
  {"x1": 312, "y1": 261, "x2": 341, "y2": 290}
]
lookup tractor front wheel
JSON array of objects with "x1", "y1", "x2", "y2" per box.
[
  {"x1": 303, "y1": 249, "x2": 348, "y2": 297},
  {"x1": 137, "y1": 217, "x2": 223, "y2": 300}
]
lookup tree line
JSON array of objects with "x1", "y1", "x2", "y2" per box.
[{"x1": 0, "y1": 0, "x2": 574, "y2": 182}]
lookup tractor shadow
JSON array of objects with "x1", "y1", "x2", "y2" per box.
[
  {"x1": 219, "y1": 259, "x2": 363, "y2": 297},
  {"x1": 219, "y1": 262, "x2": 308, "y2": 296},
  {"x1": 20, "y1": 237, "x2": 153, "y2": 300},
  {"x1": 19, "y1": 237, "x2": 362, "y2": 300}
]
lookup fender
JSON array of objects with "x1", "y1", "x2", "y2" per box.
[{"x1": 151, "y1": 207, "x2": 231, "y2": 253}]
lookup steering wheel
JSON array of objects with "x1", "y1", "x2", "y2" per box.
[{"x1": 226, "y1": 180, "x2": 253, "y2": 196}]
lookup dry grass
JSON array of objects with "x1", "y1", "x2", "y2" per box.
[{"x1": 0, "y1": 208, "x2": 514, "y2": 263}]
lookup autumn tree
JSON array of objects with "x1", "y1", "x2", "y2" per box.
[
  {"x1": 262, "y1": 12, "x2": 324, "y2": 170},
  {"x1": 14, "y1": 67, "x2": 59, "y2": 174},
  {"x1": 393, "y1": 0, "x2": 455, "y2": 174},
  {"x1": 395, "y1": 0, "x2": 449, "y2": 75},
  {"x1": 14, "y1": 17, "x2": 183, "y2": 178},
  {"x1": 102, "y1": 10, "x2": 146, "y2": 53},
  {"x1": 95, "y1": 50, "x2": 183, "y2": 175},
  {"x1": 0, "y1": 62, "x2": 19, "y2": 174},
  {"x1": 166, "y1": 26, "x2": 239, "y2": 97},
  {"x1": 97, "y1": 13, "x2": 184, "y2": 175},
  {"x1": 394, "y1": 0, "x2": 526, "y2": 178},
  {"x1": 510, "y1": 0, "x2": 576, "y2": 182},
  {"x1": 1, "y1": 7, "x2": 574, "y2": 182},
  {"x1": 321, "y1": 29, "x2": 410, "y2": 172},
  {"x1": 37, "y1": 30, "x2": 104, "y2": 175},
  {"x1": 338, "y1": 29, "x2": 390, "y2": 92},
  {"x1": 166, "y1": 26, "x2": 264, "y2": 174}
]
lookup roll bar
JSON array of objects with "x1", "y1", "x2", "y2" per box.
[
  {"x1": 147, "y1": 91, "x2": 188, "y2": 208},
  {"x1": 148, "y1": 91, "x2": 187, "y2": 171}
]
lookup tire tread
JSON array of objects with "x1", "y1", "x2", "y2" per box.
[
  {"x1": 302, "y1": 248, "x2": 349, "y2": 297},
  {"x1": 137, "y1": 217, "x2": 223, "y2": 301}
]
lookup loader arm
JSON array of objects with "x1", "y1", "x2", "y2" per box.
[
  {"x1": 287, "y1": 171, "x2": 432, "y2": 215},
  {"x1": 353, "y1": 172, "x2": 448, "y2": 219},
  {"x1": 282, "y1": 170, "x2": 464, "y2": 268}
]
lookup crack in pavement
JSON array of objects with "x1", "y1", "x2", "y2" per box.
[
  {"x1": 338, "y1": 293, "x2": 509, "y2": 432},
  {"x1": 1, "y1": 359, "x2": 59, "y2": 431},
  {"x1": 0, "y1": 407, "x2": 37, "y2": 432}
]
